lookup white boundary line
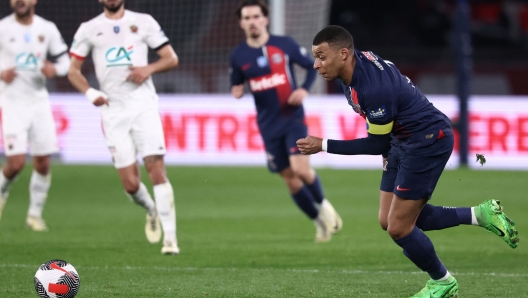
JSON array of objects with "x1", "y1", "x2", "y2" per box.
[{"x1": 2, "y1": 264, "x2": 527, "y2": 278}]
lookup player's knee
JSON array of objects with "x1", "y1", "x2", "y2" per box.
[
  {"x1": 282, "y1": 176, "x2": 303, "y2": 193},
  {"x1": 6, "y1": 158, "x2": 26, "y2": 175},
  {"x1": 379, "y1": 218, "x2": 388, "y2": 231},
  {"x1": 122, "y1": 178, "x2": 140, "y2": 194},
  {"x1": 386, "y1": 224, "x2": 409, "y2": 240}
]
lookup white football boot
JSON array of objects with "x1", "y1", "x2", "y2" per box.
[
  {"x1": 26, "y1": 215, "x2": 48, "y2": 231},
  {"x1": 145, "y1": 211, "x2": 162, "y2": 244},
  {"x1": 321, "y1": 199, "x2": 343, "y2": 234},
  {"x1": 161, "y1": 239, "x2": 180, "y2": 255},
  {"x1": 313, "y1": 216, "x2": 332, "y2": 242}
]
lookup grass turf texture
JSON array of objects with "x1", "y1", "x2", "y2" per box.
[{"x1": 0, "y1": 165, "x2": 526, "y2": 297}]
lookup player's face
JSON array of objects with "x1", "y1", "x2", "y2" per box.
[
  {"x1": 239, "y1": 6, "x2": 269, "y2": 39},
  {"x1": 312, "y1": 42, "x2": 346, "y2": 81},
  {"x1": 99, "y1": 0, "x2": 124, "y2": 13},
  {"x1": 10, "y1": 0, "x2": 36, "y2": 17}
]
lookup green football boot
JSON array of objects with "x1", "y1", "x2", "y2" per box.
[
  {"x1": 476, "y1": 200, "x2": 519, "y2": 249},
  {"x1": 410, "y1": 276, "x2": 458, "y2": 298}
]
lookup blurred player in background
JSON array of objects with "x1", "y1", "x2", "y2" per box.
[
  {"x1": 230, "y1": 0, "x2": 342, "y2": 242},
  {"x1": 298, "y1": 25, "x2": 519, "y2": 297},
  {"x1": 68, "y1": 0, "x2": 179, "y2": 254},
  {"x1": 0, "y1": 0, "x2": 70, "y2": 231}
]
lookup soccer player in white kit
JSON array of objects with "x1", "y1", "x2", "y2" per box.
[
  {"x1": 68, "y1": 0, "x2": 180, "y2": 254},
  {"x1": 0, "y1": 0, "x2": 70, "y2": 231}
]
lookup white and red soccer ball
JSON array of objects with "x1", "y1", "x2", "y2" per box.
[{"x1": 34, "y1": 260, "x2": 80, "y2": 298}]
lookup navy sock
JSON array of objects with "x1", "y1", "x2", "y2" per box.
[
  {"x1": 306, "y1": 175, "x2": 325, "y2": 204},
  {"x1": 291, "y1": 186, "x2": 319, "y2": 219},
  {"x1": 416, "y1": 204, "x2": 472, "y2": 231},
  {"x1": 394, "y1": 226, "x2": 447, "y2": 280}
]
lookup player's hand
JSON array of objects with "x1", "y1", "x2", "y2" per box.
[
  {"x1": 85, "y1": 88, "x2": 109, "y2": 107},
  {"x1": 231, "y1": 85, "x2": 244, "y2": 99},
  {"x1": 126, "y1": 66, "x2": 153, "y2": 85},
  {"x1": 0, "y1": 68, "x2": 17, "y2": 83},
  {"x1": 287, "y1": 88, "x2": 308, "y2": 106},
  {"x1": 296, "y1": 136, "x2": 323, "y2": 155},
  {"x1": 41, "y1": 60, "x2": 57, "y2": 79}
]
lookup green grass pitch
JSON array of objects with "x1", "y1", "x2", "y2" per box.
[{"x1": 0, "y1": 165, "x2": 526, "y2": 297}]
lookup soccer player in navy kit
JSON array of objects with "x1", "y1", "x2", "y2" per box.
[
  {"x1": 230, "y1": 0, "x2": 342, "y2": 242},
  {"x1": 297, "y1": 26, "x2": 519, "y2": 297}
]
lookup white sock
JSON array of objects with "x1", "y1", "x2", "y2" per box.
[
  {"x1": 126, "y1": 183, "x2": 156, "y2": 214},
  {"x1": 153, "y1": 182, "x2": 177, "y2": 244},
  {"x1": 28, "y1": 171, "x2": 51, "y2": 218},
  {"x1": 436, "y1": 271, "x2": 451, "y2": 281},
  {"x1": 471, "y1": 207, "x2": 479, "y2": 226},
  {"x1": 0, "y1": 170, "x2": 16, "y2": 197}
]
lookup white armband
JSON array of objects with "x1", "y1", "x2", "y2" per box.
[
  {"x1": 85, "y1": 88, "x2": 108, "y2": 103},
  {"x1": 322, "y1": 139, "x2": 328, "y2": 151}
]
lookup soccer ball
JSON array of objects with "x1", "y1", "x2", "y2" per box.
[{"x1": 34, "y1": 260, "x2": 80, "y2": 298}]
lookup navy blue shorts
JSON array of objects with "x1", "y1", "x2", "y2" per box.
[
  {"x1": 263, "y1": 122, "x2": 308, "y2": 173},
  {"x1": 380, "y1": 132, "x2": 454, "y2": 200}
]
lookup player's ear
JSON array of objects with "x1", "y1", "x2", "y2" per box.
[{"x1": 340, "y1": 48, "x2": 349, "y2": 62}]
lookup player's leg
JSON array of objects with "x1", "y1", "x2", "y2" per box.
[
  {"x1": 24, "y1": 101, "x2": 60, "y2": 231},
  {"x1": 133, "y1": 108, "x2": 178, "y2": 254},
  {"x1": 0, "y1": 103, "x2": 30, "y2": 220},
  {"x1": 143, "y1": 155, "x2": 178, "y2": 255},
  {"x1": 25, "y1": 155, "x2": 52, "y2": 231},
  {"x1": 103, "y1": 109, "x2": 159, "y2": 243},
  {"x1": 390, "y1": 137, "x2": 458, "y2": 297},
  {"x1": 290, "y1": 154, "x2": 342, "y2": 235},
  {"x1": 0, "y1": 154, "x2": 26, "y2": 220}
]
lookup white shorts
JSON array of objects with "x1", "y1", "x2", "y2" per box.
[
  {"x1": 1, "y1": 101, "x2": 58, "y2": 157},
  {"x1": 102, "y1": 107, "x2": 166, "y2": 169}
]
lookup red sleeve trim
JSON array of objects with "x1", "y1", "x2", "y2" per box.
[{"x1": 69, "y1": 52, "x2": 86, "y2": 60}]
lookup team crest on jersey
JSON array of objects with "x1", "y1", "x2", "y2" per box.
[
  {"x1": 271, "y1": 53, "x2": 283, "y2": 64},
  {"x1": 130, "y1": 25, "x2": 138, "y2": 33},
  {"x1": 113, "y1": 26, "x2": 120, "y2": 34},
  {"x1": 38, "y1": 35, "x2": 45, "y2": 43},
  {"x1": 257, "y1": 56, "x2": 268, "y2": 68},
  {"x1": 362, "y1": 51, "x2": 384, "y2": 70},
  {"x1": 369, "y1": 107, "x2": 386, "y2": 118}
]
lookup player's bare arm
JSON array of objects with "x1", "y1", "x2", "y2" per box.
[
  {"x1": 126, "y1": 45, "x2": 178, "y2": 85},
  {"x1": 296, "y1": 136, "x2": 323, "y2": 155},
  {"x1": 231, "y1": 84, "x2": 244, "y2": 99},
  {"x1": 287, "y1": 88, "x2": 308, "y2": 106},
  {"x1": 0, "y1": 68, "x2": 17, "y2": 83},
  {"x1": 68, "y1": 57, "x2": 109, "y2": 106}
]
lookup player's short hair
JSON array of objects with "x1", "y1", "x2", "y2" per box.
[
  {"x1": 236, "y1": 0, "x2": 269, "y2": 20},
  {"x1": 313, "y1": 25, "x2": 354, "y2": 51}
]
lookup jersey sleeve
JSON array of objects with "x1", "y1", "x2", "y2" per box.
[
  {"x1": 48, "y1": 23, "x2": 68, "y2": 57},
  {"x1": 70, "y1": 23, "x2": 92, "y2": 60},
  {"x1": 284, "y1": 37, "x2": 317, "y2": 90},
  {"x1": 363, "y1": 87, "x2": 398, "y2": 135},
  {"x1": 229, "y1": 51, "x2": 244, "y2": 86},
  {"x1": 144, "y1": 15, "x2": 170, "y2": 50}
]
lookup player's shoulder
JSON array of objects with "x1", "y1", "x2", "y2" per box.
[
  {"x1": 125, "y1": 10, "x2": 156, "y2": 22},
  {"x1": 0, "y1": 14, "x2": 15, "y2": 28},
  {"x1": 33, "y1": 14, "x2": 56, "y2": 27},
  {"x1": 269, "y1": 35, "x2": 298, "y2": 47},
  {"x1": 230, "y1": 42, "x2": 249, "y2": 58},
  {"x1": 75, "y1": 13, "x2": 105, "y2": 34}
]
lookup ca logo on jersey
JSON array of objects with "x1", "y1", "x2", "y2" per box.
[
  {"x1": 15, "y1": 52, "x2": 40, "y2": 70},
  {"x1": 105, "y1": 46, "x2": 134, "y2": 67}
]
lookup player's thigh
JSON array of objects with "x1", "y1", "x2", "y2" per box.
[
  {"x1": 1, "y1": 103, "x2": 31, "y2": 156},
  {"x1": 394, "y1": 136, "x2": 453, "y2": 200},
  {"x1": 285, "y1": 122, "x2": 312, "y2": 176},
  {"x1": 131, "y1": 108, "x2": 166, "y2": 161},
  {"x1": 102, "y1": 111, "x2": 137, "y2": 169},
  {"x1": 379, "y1": 190, "x2": 393, "y2": 230},
  {"x1": 263, "y1": 136, "x2": 289, "y2": 173},
  {"x1": 387, "y1": 195, "x2": 428, "y2": 239},
  {"x1": 28, "y1": 103, "x2": 58, "y2": 156}
]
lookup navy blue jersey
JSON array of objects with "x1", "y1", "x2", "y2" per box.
[
  {"x1": 230, "y1": 35, "x2": 317, "y2": 139},
  {"x1": 342, "y1": 50, "x2": 452, "y2": 149}
]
